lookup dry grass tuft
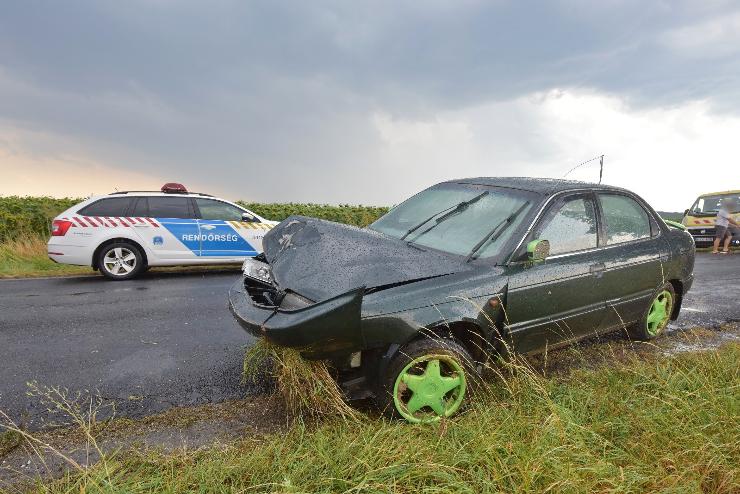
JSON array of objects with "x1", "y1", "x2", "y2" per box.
[
  {"x1": 243, "y1": 339, "x2": 359, "y2": 422},
  {"x1": 0, "y1": 429, "x2": 22, "y2": 457},
  {"x1": 0, "y1": 234, "x2": 92, "y2": 278},
  {"x1": 0, "y1": 234, "x2": 49, "y2": 258}
]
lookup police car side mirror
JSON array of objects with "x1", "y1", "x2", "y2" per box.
[{"x1": 242, "y1": 212, "x2": 259, "y2": 223}]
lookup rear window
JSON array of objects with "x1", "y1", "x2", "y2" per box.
[
  {"x1": 78, "y1": 197, "x2": 133, "y2": 216},
  {"x1": 145, "y1": 197, "x2": 195, "y2": 219},
  {"x1": 599, "y1": 194, "x2": 651, "y2": 244}
]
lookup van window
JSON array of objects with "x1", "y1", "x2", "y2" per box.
[
  {"x1": 78, "y1": 197, "x2": 133, "y2": 216},
  {"x1": 691, "y1": 193, "x2": 740, "y2": 214}
]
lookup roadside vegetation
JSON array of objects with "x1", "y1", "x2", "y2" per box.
[
  {"x1": 3, "y1": 342, "x2": 737, "y2": 492},
  {"x1": 0, "y1": 196, "x2": 389, "y2": 278},
  {"x1": 2, "y1": 196, "x2": 696, "y2": 278},
  {"x1": 0, "y1": 235, "x2": 92, "y2": 278}
]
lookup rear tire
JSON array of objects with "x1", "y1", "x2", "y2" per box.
[
  {"x1": 98, "y1": 242, "x2": 145, "y2": 280},
  {"x1": 377, "y1": 337, "x2": 476, "y2": 423},
  {"x1": 629, "y1": 283, "x2": 675, "y2": 341}
]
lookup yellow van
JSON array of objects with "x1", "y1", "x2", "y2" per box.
[{"x1": 682, "y1": 190, "x2": 740, "y2": 246}]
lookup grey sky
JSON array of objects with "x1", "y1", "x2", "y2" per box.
[{"x1": 1, "y1": 1, "x2": 739, "y2": 209}]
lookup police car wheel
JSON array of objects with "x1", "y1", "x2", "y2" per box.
[{"x1": 98, "y1": 242, "x2": 144, "y2": 280}]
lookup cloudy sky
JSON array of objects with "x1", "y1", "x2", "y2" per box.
[{"x1": 1, "y1": 0, "x2": 739, "y2": 210}]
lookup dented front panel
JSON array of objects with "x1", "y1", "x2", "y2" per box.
[{"x1": 261, "y1": 216, "x2": 473, "y2": 301}]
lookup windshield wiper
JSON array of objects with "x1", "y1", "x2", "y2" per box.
[
  {"x1": 400, "y1": 192, "x2": 487, "y2": 242},
  {"x1": 466, "y1": 201, "x2": 530, "y2": 262}
]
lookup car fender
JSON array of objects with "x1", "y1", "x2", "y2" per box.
[
  {"x1": 363, "y1": 285, "x2": 508, "y2": 384},
  {"x1": 91, "y1": 232, "x2": 152, "y2": 266}
]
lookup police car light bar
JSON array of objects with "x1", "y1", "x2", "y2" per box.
[{"x1": 161, "y1": 183, "x2": 188, "y2": 194}]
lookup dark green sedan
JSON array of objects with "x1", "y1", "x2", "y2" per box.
[{"x1": 229, "y1": 178, "x2": 695, "y2": 423}]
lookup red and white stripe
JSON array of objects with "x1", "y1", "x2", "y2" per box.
[{"x1": 66, "y1": 216, "x2": 159, "y2": 228}]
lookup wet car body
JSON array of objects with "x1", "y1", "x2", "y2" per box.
[{"x1": 229, "y1": 178, "x2": 695, "y2": 402}]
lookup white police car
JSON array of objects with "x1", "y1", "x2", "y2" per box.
[{"x1": 47, "y1": 183, "x2": 278, "y2": 280}]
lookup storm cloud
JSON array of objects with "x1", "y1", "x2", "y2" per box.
[{"x1": 1, "y1": 1, "x2": 739, "y2": 208}]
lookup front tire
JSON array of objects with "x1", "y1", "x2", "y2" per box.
[
  {"x1": 378, "y1": 338, "x2": 475, "y2": 423},
  {"x1": 98, "y1": 242, "x2": 144, "y2": 280},
  {"x1": 630, "y1": 283, "x2": 675, "y2": 341}
]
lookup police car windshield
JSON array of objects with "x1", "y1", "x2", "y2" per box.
[
  {"x1": 369, "y1": 184, "x2": 533, "y2": 259},
  {"x1": 691, "y1": 194, "x2": 740, "y2": 214}
]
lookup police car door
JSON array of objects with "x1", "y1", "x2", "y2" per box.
[
  {"x1": 193, "y1": 198, "x2": 260, "y2": 258},
  {"x1": 131, "y1": 196, "x2": 200, "y2": 259}
]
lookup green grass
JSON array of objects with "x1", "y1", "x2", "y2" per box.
[
  {"x1": 0, "y1": 429, "x2": 22, "y2": 457},
  {"x1": 239, "y1": 201, "x2": 389, "y2": 228},
  {"x1": 0, "y1": 196, "x2": 389, "y2": 241},
  {"x1": 30, "y1": 343, "x2": 740, "y2": 493},
  {"x1": 0, "y1": 235, "x2": 93, "y2": 278}
]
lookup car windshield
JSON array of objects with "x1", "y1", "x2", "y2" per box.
[
  {"x1": 691, "y1": 193, "x2": 740, "y2": 214},
  {"x1": 369, "y1": 184, "x2": 533, "y2": 259}
]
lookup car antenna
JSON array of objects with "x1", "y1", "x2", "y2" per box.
[{"x1": 563, "y1": 154, "x2": 605, "y2": 183}]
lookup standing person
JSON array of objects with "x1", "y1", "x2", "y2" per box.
[{"x1": 712, "y1": 198, "x2": 739, "y2": 254}]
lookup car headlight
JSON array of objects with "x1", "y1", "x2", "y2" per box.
[{"x1": 242, "y1": 258, "x2": 272, "y2": 283}]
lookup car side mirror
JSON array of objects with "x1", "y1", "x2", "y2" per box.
[
  {"x1": 527, "y1": 239, "x2": 550, "y2": 262},
  {"x1": 242, "y1": 212, "x2": 259, "y2": 223},
  {"x1": 683, "y1": 209, "x2": 689, "y2": 216}
]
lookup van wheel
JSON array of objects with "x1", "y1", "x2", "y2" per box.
[
  {"x1": 98, "y1": 242, "x2": 144, "y2": 280},
  {"x1": 378, "y1": 338, "x2": 475, "y2": 423},
  {"x1": 629, "y1": 283, "x2": 675, "y2": 341}
]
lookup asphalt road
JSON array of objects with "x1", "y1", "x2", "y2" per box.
[
  {"x1": 1, "y1": 254, "x2": 738, "y2": 429},
  {"x1": 0, "y1": 269, "x2": 254, "y2": 429}
]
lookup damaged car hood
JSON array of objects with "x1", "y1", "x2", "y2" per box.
[{"x1": 262, "y1": 216, "x2": 474, "y2": 302}]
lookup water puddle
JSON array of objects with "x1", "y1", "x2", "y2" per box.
[{"x1": 661, "y1": 323, "x2": 740, "y2": 355}]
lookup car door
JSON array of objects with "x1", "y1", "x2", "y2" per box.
[
  {"x1": 505, "y1": 193, "x2": 606, "y2": 353},
  {"x1": 593, "y1": 192, "x2": 667, "y2": 331},
  {"x1": 193, "y1": 198, "x2": 260, "y2": 258},
  {"x1": 130, "y1": 196, "x2": 200, "y2": 260}
]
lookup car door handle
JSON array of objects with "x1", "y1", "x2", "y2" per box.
[
  {"x1": 589, "y1": 263, "x2": 606, "y2": 278},
  {"x1": 133, "y1": 224, "x2": 149, "y2": 228}
]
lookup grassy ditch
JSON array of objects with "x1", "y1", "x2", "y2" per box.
[
  {"x1": 0, "y1": 236, "x2": 245, "y2": 279},
  {"x1": 13, "y1": 342, "x2": 739, "y2": 493},
  {"x1": 0, "y1": 235, "x2": 93, "y2": 278}
]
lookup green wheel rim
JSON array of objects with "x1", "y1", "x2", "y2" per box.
[
  {"x1": 393, "y1": 354, "x2": 466, "y2": 424},
  {"x1": 646, "y1": 290, "x2": 673, "y2": 336}
]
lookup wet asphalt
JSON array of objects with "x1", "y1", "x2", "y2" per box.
[
  {"x1": 0, "y1": 253, "x2": 738, "y2": 429},
  {"x1": 0, "y1": 269, "x2": 253, "y2": 429},
  {"x1": 669, "y1": 253, "x2": 739, "y2": 329}
]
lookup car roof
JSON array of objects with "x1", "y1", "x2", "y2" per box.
[
  {"x1": 107, "y1": 191, "x2": 215, "y2": 197},
  {"x1": 697, "y1": 190, "x2": 740, "y2": 197},
  {"x1": 442, "y1": 176, "x2": 627, "y2": 195}
]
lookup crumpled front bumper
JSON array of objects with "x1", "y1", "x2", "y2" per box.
[{"x1": 228, "y1": 279, "x2": 366, "y2": 358}]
